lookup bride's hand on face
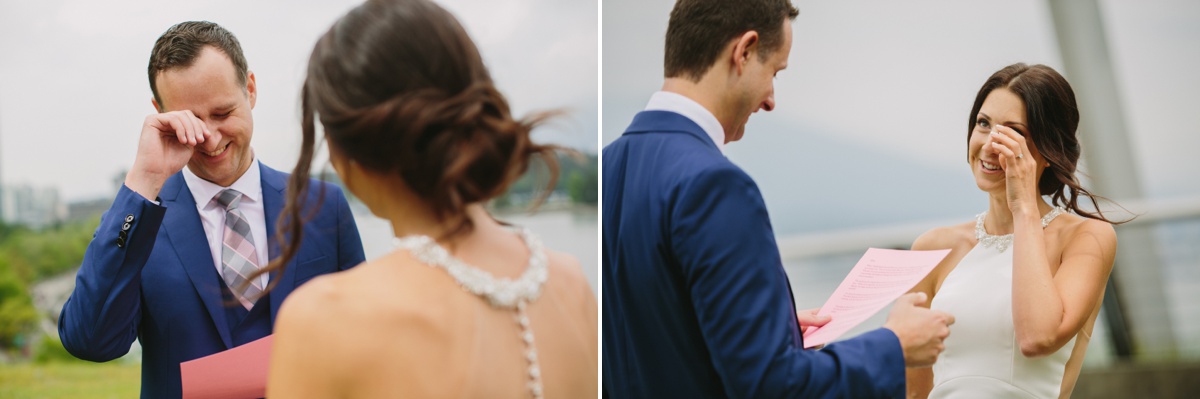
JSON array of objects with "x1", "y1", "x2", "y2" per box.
[{"x1": 988, "y1": 125, "x2": 1040, "y2": 215}]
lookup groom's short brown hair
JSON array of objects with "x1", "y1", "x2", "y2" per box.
[
  {"x1": 664, "y1": 0, "x2": 798, "y2": 82},
  {"x1": 148, "y1": 21, "x2": 249, "y2": 108}
]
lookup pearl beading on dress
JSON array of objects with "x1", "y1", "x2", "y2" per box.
[
  {"x1": 393, "y1": 228, "x2": 549, "y2": 399},
  {"x1": 975, "y1": 207, "x2": 1066, "y2": 252}
]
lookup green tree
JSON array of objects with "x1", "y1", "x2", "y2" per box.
[
  {"x1": 0, "y1": 218, "x2": 99, "y2": 352},
  {"x1": 1, "y1": 217, "x2": 97, "y2": 282},
  {"x1": 0, "y1": 258, "x2": 39, "y2": 351},
  {"x1": 567, "y1": 171, "x2": 585, "y2": 203}
]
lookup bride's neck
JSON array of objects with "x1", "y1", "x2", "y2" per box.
[
  {"x1": 984, "y1": 192, "x2": 1052, "y2": 235},
  {"x1": 350, "y1": 170, "x2": 499, "y2": 249},
  {"x1": 385, "y1": 201, "x2": 495, "y2": 244}
]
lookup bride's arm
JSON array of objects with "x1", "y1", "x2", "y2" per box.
[
  {"x1": 990, "y1": 125, "x2": 1117, "y2": 358},
  {"x1": 1011, "y1": 214, "x2": 1115, "y2": 357}
]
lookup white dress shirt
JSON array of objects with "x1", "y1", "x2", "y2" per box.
[
  {"x1": 644, "y1": 91, "x2": 727, "y2": 154},
  {"x1": 183, "y1": 158, "x2": 269, "y2": 307}
]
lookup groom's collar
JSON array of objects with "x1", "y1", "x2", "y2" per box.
[{"x1": 644, "y1": 91, "x2": 726, "y2": 154}]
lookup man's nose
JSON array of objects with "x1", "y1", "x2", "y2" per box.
[{"x1": 200, "y1": 120, "x2": 222, "y2": 150}]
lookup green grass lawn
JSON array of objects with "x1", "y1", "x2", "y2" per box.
[{"x1": 0, "y1": 362, "x2": 140, "y2": 399}]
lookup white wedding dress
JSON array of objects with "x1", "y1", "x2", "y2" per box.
[{"x1": 928, "y1": 210, "x2": 1075, "y2": 398}]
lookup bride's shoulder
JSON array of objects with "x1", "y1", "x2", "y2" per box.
[
  {"x1": 278, "y1": 269, "x2": 350, "y2": 323},
  {"x1": 543, "y1": 248, "x2": 597, "y2": 304},
  {"x1": 1055, "y1": 212, "x2": 1115, "y2": 233},
  {"x1": 1053, "y1": 213, "x2": 1117, "y2": 251},
  {"x1": 278, "y1": 254, "x2": 437, "y2": 326},
  {"x1": 276, "y1": 266, "x2": 364, "y2": 331},
  {"x1": 545, "y1": 249, "x2": 586, "y2": 285},
  {"x1": 271, "y1": 257, "x2": 451, "y2": 385},
  {"x1": 913, "y1": 221, "x2": 976, "y2": 250},
  {"x1": 541, "y1": 247, "x2": 597, "y2": 332},
  {"x1": 272, "y1": 269, "x2": 361, "y2": 359}
]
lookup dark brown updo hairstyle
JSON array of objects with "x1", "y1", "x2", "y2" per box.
[
  {"x1": 254, "y1": 0, "x2": 561, "y2": 292},
  {"x1": 969, "y1": 63, "x2": 1126, "y2": 224}
]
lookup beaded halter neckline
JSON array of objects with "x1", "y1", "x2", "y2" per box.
[
  {"x1": 392, "y1": 227, "x2": 549, "y2": 399},
  {"x1": 975, "y1": 207, "x2": 1066, "y2": 252}
]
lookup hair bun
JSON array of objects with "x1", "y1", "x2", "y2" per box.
[
  {"x1": 324, "y1": 80, "x2": 559, "y2": 232},
  {"x1": 268, "y1": 0, "x2": 566, "y2": 297}
]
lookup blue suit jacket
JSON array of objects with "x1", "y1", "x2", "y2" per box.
[
  {"x1": 59, "y1": 162, "x2": 365, "y2": 398},
  {"x1": 603, "y1": 111, "x2": 905, "y2": 398}
]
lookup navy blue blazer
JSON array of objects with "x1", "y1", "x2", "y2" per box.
[
  {"x1": 59, "y1": 162, "x2": 365, "y2": 398},
  {"x1": 603, "y1": 111, "x2": 905, "y2": 398}
]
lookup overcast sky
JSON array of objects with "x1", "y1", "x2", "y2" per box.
[
  {"x1": 3, "y1": 0, "x2": 1196, "y2": 215},
  {"x1": 604, "y1": 0, "x2": 1200, "y2": 233},
  {"x1": 0, "y1": 0, "x2": 597, "y2": 201}
]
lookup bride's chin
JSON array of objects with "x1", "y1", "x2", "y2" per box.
[{"x1": 974, "y1": 178, "x2": 1005, "y2": 193}]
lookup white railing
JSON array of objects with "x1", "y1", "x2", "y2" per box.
[{"x1": 775, "y1": 195, "x2": 1200, "y2": 261}]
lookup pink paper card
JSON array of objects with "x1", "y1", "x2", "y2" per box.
[
  {"x1": 180, "y1": 334, "x2": 274, "y2": 399},
  {"x1": 802, "y1": 248, "x2": 950, "y2": 348}
]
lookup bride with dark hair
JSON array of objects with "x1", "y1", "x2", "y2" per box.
[
  {"x1": 262, "y1": 0, "x2": 597, "y2": 397},
  {"x1": 906, "y1": 63, "x2": 1125, "y2": 399}
]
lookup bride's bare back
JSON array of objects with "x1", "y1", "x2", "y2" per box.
[{"x1": 268, "y1": 225, "x2": 597, "y2": 398}]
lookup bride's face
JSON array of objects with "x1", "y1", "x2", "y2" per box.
[{"x1": 967, "y1": 88, "x2": 1045, "y2": 194}]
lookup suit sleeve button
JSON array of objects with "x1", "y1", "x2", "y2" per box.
[
  {"x1": 116, "y1": 237, "x2": 126, "y2": 248},
  {"x1": 125, "y1": 214, "x2": 135, "y2": 223}
]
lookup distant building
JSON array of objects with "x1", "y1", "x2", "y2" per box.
[{"x1": 1, "y1": 184, "x2": 67, "y2": 229}]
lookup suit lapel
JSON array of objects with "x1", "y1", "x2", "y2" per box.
[
  {"x1": 160, "y1": 174, "x2": 233, "y2": 349},
  {"x1": 259, "y1": 163, "x2": 297, "y2": 323}
]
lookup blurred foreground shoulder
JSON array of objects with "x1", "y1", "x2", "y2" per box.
[
  {"x1": 543, "y1": 248, "x2": 596, "y2": 322},
  {"x1": 275, "y1": 271, "x2": 356, "y2": 349},
  {"x1": 278, "y1": 272, "x2": 344, "y2": 325},
  {"x1": 270, "y1": 271, "x2": 357, "y2": 396},
  {"x1": 545, "y1": 249, "x2": 588, "y2": 290}
]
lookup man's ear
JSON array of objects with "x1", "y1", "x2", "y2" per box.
[
  {"x1": 246, "y1": 71, "x2": 258, "y2": 109},
  {"x1": 151, "y1": 97, "x2": 163, "y2": 113},
  {"x1": 731, "y1": 31, "x2": 759, "y2": 76}
]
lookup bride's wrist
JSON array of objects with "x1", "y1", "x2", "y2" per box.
[{"x1": 1009, "y1": 204, "x2": 1040, "y2": 220}]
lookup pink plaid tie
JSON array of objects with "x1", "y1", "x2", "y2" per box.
[{"x1": 216, "y1": 189, "x2": 262, "y2": 309}]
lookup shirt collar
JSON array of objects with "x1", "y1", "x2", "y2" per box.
[
  {"x1": 644, "y1": 91, "x2": 726, "y2": 154},
  {"x1": 183, "y1": 157, "x2": 262, "y2": 208}
]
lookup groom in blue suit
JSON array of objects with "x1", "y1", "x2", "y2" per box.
[
  {"x1": 603, "y1": 1, "x2": 954, "y2": 397},
  {"x1": 58, "y1": 21, "x2": 365, "y2": 398}
]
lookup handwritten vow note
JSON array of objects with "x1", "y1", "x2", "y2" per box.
[
  {"x1": 180, "y1": 335, "x2": 273, "y2": 399},
  {"x1": 802, "y1": 248, "x2": 950, "y2": 348}
]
